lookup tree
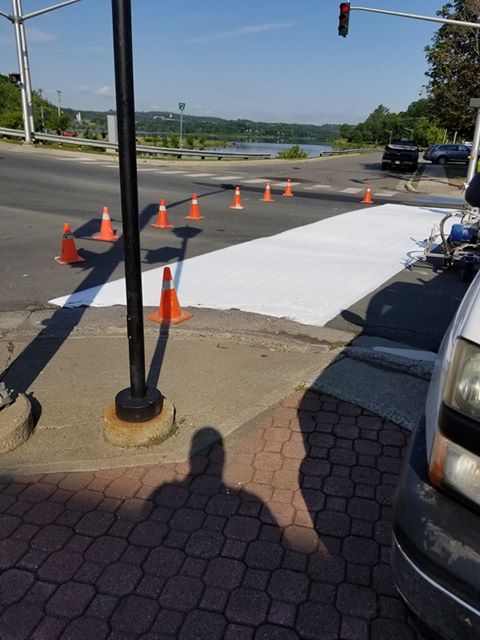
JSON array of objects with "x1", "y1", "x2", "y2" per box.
[
  {"x1": 425, "y1": 1, "x2": 480, "y2": 137},
  {"x1": 364, "y1": 104, "x2": 390, "y2": 144}
]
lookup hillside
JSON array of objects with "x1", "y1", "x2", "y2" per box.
[{"x1": 0, "y1": 73, "x2": 340, "y2": 142}]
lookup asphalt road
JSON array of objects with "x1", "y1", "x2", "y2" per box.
[{"x1": 0, "y1": 142, "x2": 469, "y2": 350}]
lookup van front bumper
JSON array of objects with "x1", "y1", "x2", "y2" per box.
[{"x1": 392, "y1": 418, "x2": 480, "y2": 640}]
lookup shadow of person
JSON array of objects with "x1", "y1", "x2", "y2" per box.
[{"x1": 127, "y1": 427, "x2": 287, "y2": 635}]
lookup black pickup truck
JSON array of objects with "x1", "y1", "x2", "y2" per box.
[{"x1": 381, "y1": 140, "x2": 419, "y2": 171}]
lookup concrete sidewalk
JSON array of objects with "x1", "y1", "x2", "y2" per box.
[
  {"x1": 0, "y1": 306, "x2": 434, "y2": 476},
  {"x1": 408, "y1": 162, "x2": 464, "y2": 202},
  {"x1": 0, "y1": 307, "x2": 352, "y2": 475}
]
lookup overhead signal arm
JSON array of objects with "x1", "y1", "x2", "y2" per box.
[{"x1": 338, "y1": 4, "x2": 480, "y2": 37}]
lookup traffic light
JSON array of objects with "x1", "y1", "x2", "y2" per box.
[
  {"x1": 9, "y1": 73, "x2": 21, "y2": 85},
  {"x1": 338, "y1": 2, "x2": 350, "y2": 37}
]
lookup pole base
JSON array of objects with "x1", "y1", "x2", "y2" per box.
[{"x1": 114, "y1": 387, "x2": 163, "y2": 423}]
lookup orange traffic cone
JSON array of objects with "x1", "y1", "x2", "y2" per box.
[
  {"x1": 151, "y1": 199, "x2": 174, "y2": 229},
  {"x1": 260, "y1": 182, "x2": 274, "y2": 202},
  {"x1": 283, "y1": 179, "x2": 294, "y2": 197},
  {"x1": 185, "y1": 193, "x2": 205, "y2": 220},
  {"x1": 361, "y1": 185, "x2": 374, "y2": 204},
  {"x1": 55, "y1": 223, "x2": 85, "y2": 265},
  {"x1": 91, "y1": 206, "x2": 119, "y2": 241},
  {"x1": 147, "y1": 266, "x2": 192, "y2": 325},
  {"x1": 229, "y1": 186, "x2": 244, "y2": 210}
]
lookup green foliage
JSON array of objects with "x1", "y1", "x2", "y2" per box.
[
  {"x1": 168, "y1": 134, "x2": 179, "y2": 148},
  {"x1": 0, "y1": 109, "x2": 23, "y2": 128},
  {"x1": 425, "y1": 1, "x2": 480, "y2": 137},
  {"x1": 0, "y1": 73, "x2": 74, "y2": 133},
  {"x1": 185, "y1": 134, "x2": 195, "y2": 149},
  {"x1": 277, "y1": 145, "x2": 309, "y2": 159},
  {"x1": 338, "y1": 99, "x2": 443, "y2": 147}
]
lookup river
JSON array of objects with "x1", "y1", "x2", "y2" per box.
[{"x1": 204, "y1": 141, "x2": 333, "y2": 158}]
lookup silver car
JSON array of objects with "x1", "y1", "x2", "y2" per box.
[{"x1": 423, "y1": 143, "x2": 471, "y2": 165}]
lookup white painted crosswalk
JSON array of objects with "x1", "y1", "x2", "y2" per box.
[
  {"x1": 50, "y1": 204, "x2": 448, "y2": 327},
  {"x1": 65, "y1": 158, "x2": 405, "y2": 199}
]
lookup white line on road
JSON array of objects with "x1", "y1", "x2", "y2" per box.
[
  {"x1": 304, "y1": 184, "x2": 333, "y2": 190},
  {"x1": 183, "y1": 173, "x2": 216, "y2": 177},
  {"x1": 341, "y1": 187, "x2": 364, "y2": 194},
  {"x1": 210, "y1": 176, "x2": 244, "y2": 181},
  {"x1": 241, "y1": 178, "x2": 269, "y2": 184},
  {"x1": 156, "y1": 170, "x2": 187, "y2": 175},
  {"x1": 50, "y1": 204, "x2": 449, "y2": 328},
  {"x1": 271, "y1": 181, "x2": 300, "y2": 187}
]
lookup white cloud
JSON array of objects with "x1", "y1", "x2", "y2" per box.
[
  {"x1": 188, "y1": 22, "x2": 296, "y2": 44},
  {"x1": 26, "y1": 27, "x2": 57, "y2": 44},
  {"x1": 94, "y1": 85, "x2": 114, "y2": 97}
]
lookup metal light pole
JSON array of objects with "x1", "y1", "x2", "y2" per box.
[
  {"x1": 0, "y1": 0, "x2": 81, "y2": 143},
  {"x1": 111, "y1": 0, "x2": 162, "y2": 422},
  {"x1": 11, "y1": 0, "x2": 31, "y2": 142},
  {"x1": 386, "y1": 129, "x2": 393, "y2": 144},
  {"x1": 56, "y1": 89, "x2": 62, "y2": 117},
  {"x1": 466, "y1": 98, "x2": 480, "y2": 188}
]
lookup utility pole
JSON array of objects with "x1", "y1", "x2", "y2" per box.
[
  {"x1": 0, "y1": 0, "x2": 81, "y2": 143},
  {"x1": 38, "y1": 88, "x2": 45, "y2": 131},
  {"x1": 57, "y1": 89, "x2": 62, "y2": 118}
]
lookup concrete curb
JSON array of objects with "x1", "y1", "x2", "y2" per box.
[
  {"x1": 0, "y1": 393, "x2": 33, "y2": 453},
  {"x1": 344, "y1": 345, "x2": 435, "y2": 380}
]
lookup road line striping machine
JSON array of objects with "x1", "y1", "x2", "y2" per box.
[{"x1": 423, "y1": 174, "x2": 480, "y2": 282}]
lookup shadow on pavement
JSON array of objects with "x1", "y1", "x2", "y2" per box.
[
  {"x1": 327, "y1": 259, "x2": 468, "y2": 352},
  {"x1": 0, "y1": 197, "x2": 205, "y2": 428}
]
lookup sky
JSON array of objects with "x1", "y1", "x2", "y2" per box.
[{"x1": 0, "y1": 0, "x2": 444, "y2": 125}]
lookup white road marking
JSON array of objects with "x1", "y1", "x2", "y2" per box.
[
  {"x1": 50, "y1": 204, "x2": 449, "y2": 328},
  {"x1": 156, "y1": 170, "x2": 187, "y2": 174},
  {"x1": 241, "y1": 178, "x2": 269, "y2": 184},
  {"x1": 271, "y1": 181, "x2": 301, "y2": 187},
  {"x1": 210, "y1": 176, "x2": 244, "y2": 181},
  {"x1": 183, "y1": 173, "x2": 216, "y2": 177},
  {"x1": 341, "y1": 187, "x2": 364, "y2": 194},
  {"x1": 304, "y1": 184, "x2": 333, "y2": 190},
  {"x1": 376, "y1": 190, "x2": 397, "y2": 197}
]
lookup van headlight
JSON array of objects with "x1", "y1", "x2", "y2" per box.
[
  {"x1": 428, "y1": 338, "x2": 480, "y2": 508},
  {"x1": 429, "y1": 431, "x2": 480, "y2": 508}
]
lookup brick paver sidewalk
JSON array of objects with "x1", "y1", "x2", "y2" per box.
[{"x1": 0, "y1": 390, "x2": 423, "y2": 640}]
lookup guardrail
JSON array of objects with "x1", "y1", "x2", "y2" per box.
[{"x1": 0, "y1": 127, "x2": 271, "y2": 159}]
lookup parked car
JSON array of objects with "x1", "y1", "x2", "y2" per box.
[
  {"x1": 381, "y1": 140, "x2": 419, "y2": 171},
  {"x1": 423, "y1": 143, "x2": 471, "y2": 165},
  {"x1": 392, "y1": 268, "x2": 480, "y2": 638},
  {"x1": 60, "y1": 131, "x2": 78, "y2": 137}
]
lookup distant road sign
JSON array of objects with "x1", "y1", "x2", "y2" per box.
[{"x1": 178, "y1": 102, "x2": 186, "y2": 111}]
